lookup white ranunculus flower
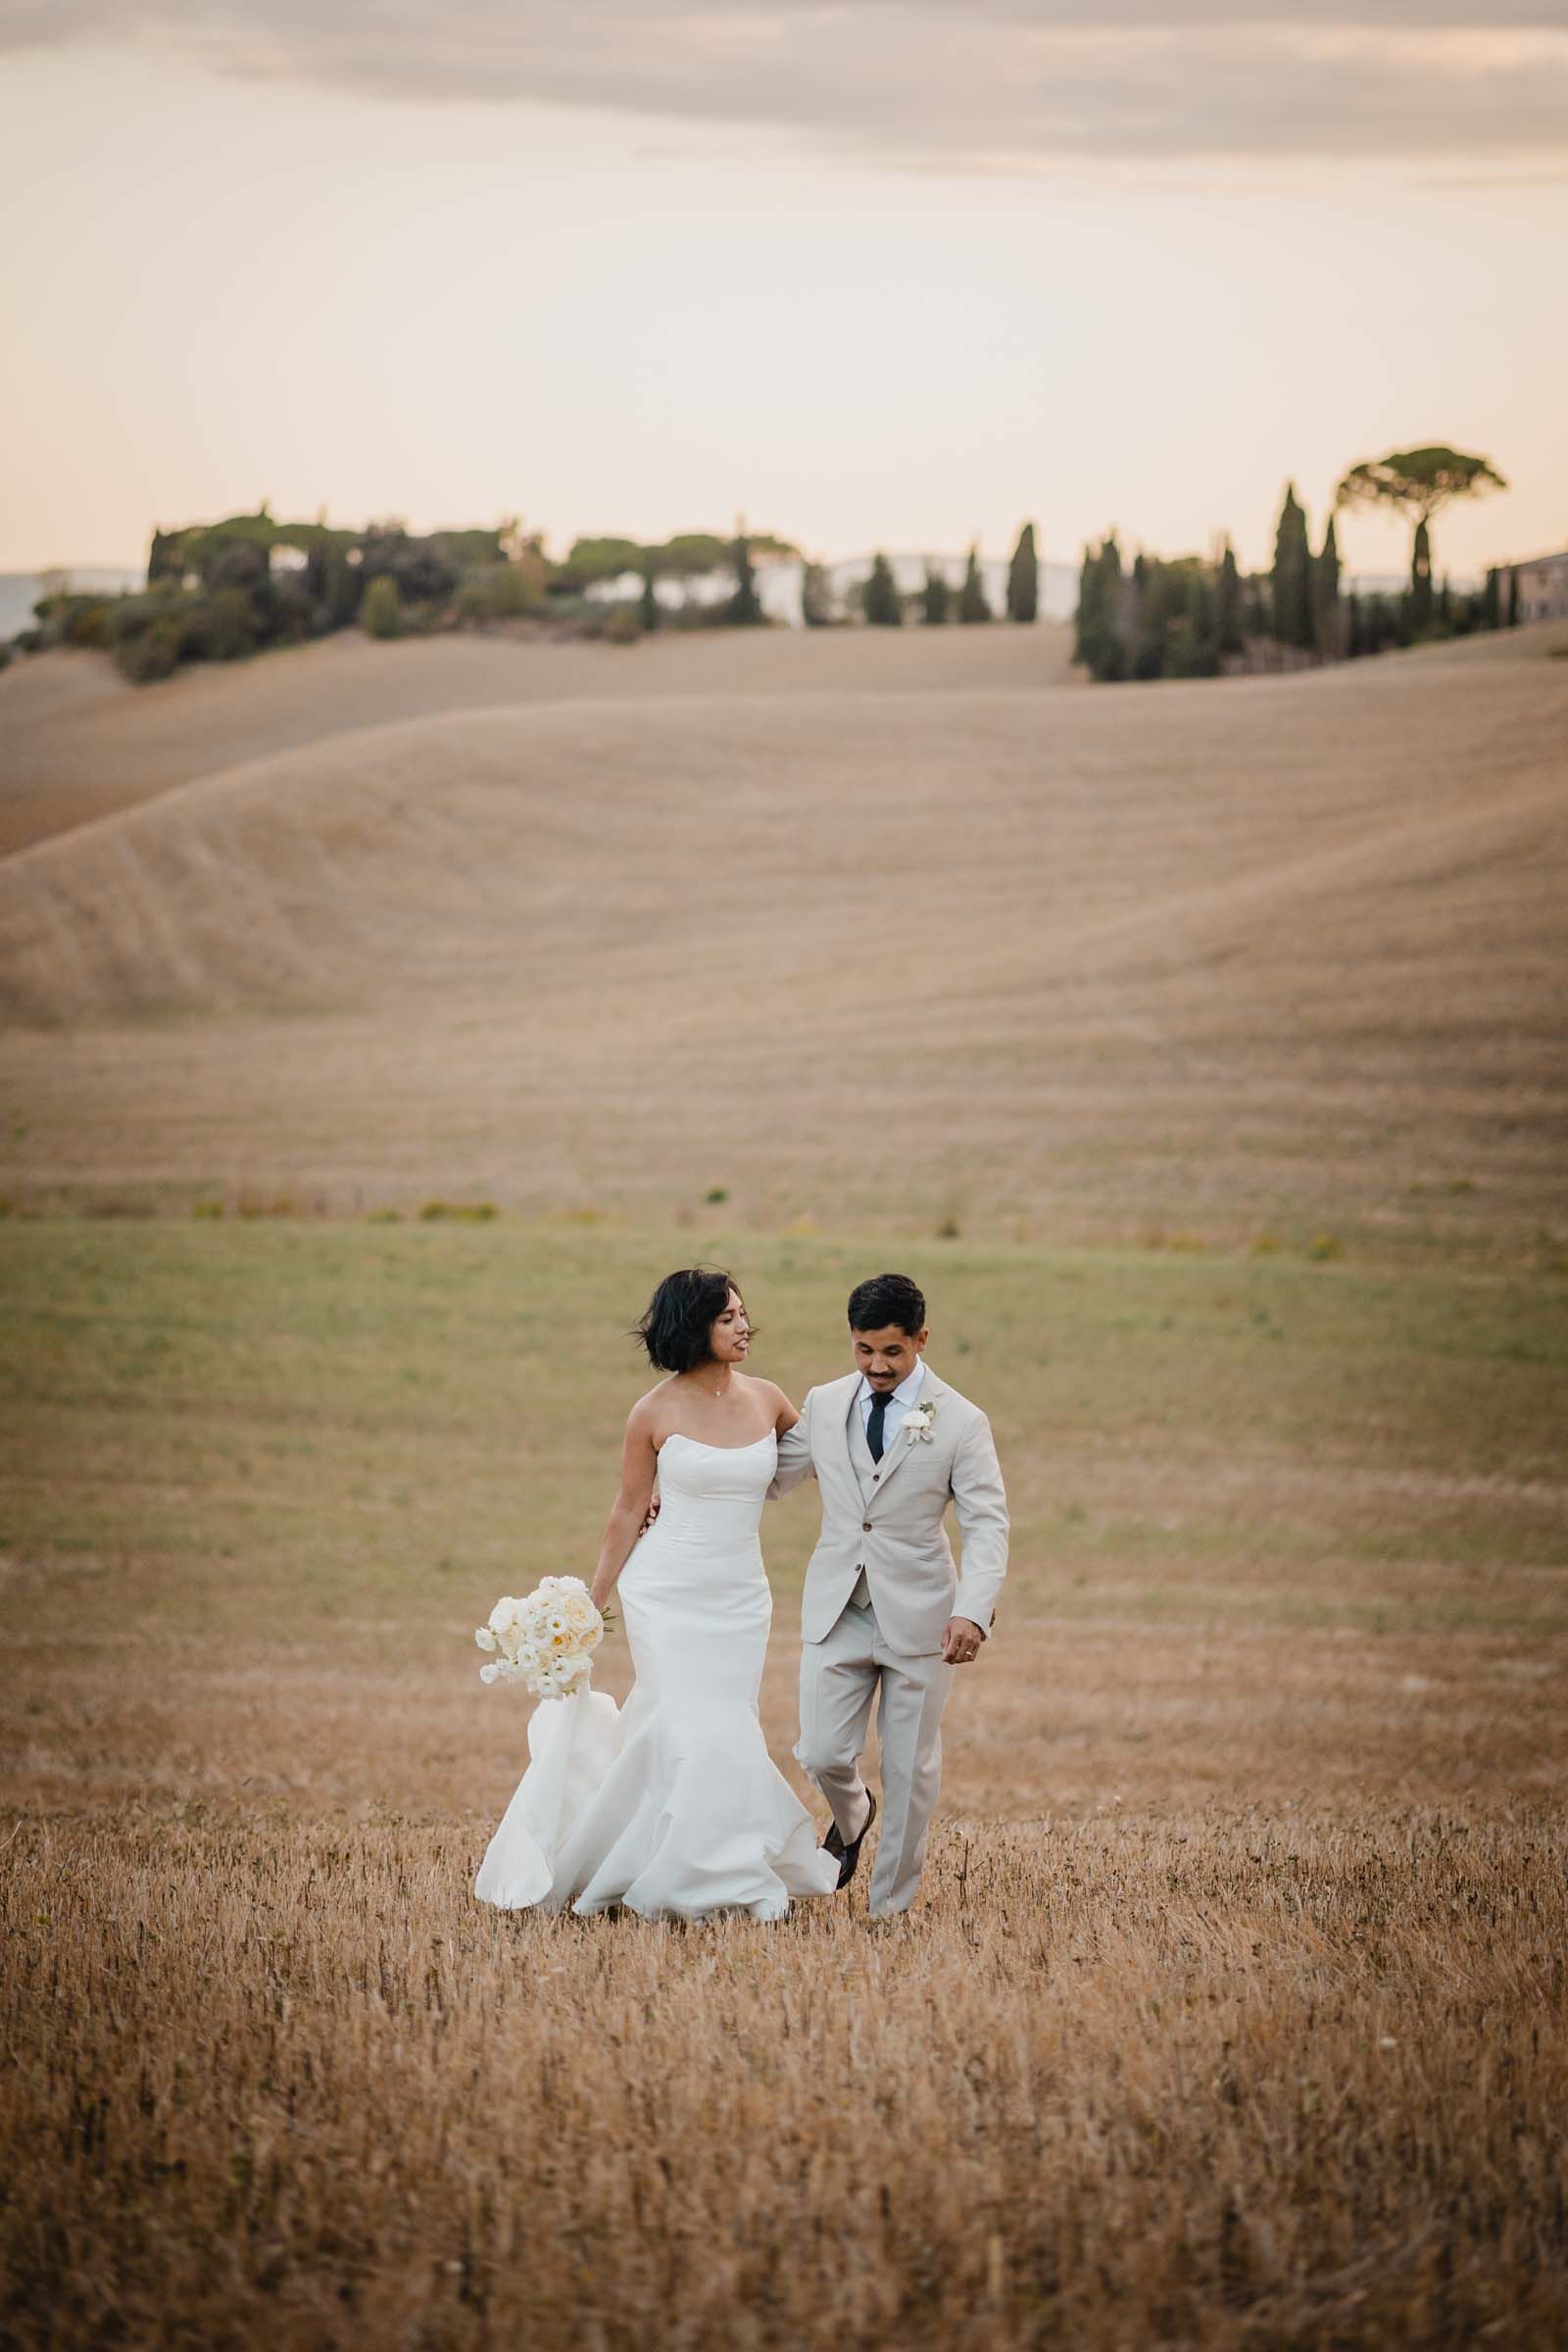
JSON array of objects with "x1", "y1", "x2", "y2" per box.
[
  {"x1": 478, "y1": 1660, "x2": 505, "y2": 1685},
  {"x1": 488, "y1": 1596, "x2": 518, "y2": 1634},
  {"x1": 475, "y1": 1626, "x2": 498, "y2": 1652}
]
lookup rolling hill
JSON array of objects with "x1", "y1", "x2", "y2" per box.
[{"x1": 0, "y1": 620, "x2": 1563, "y2": 1256}]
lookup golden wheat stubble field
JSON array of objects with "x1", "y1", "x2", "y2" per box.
[
  {"x1": 2, "y1": 1217, "x2": 1567, "y2": 2349},
  {"x1": 1, "y1": 624, "x2": 1567, "y2": 2346}
]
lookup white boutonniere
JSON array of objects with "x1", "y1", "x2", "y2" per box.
[{"x1": 905, "y1": 1398, "x2": 938, "y2": 1445}]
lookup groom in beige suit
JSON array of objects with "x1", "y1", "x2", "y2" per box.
[{"x1": 770, "y1": 1272, "x2": 1008, "y2": 1917}]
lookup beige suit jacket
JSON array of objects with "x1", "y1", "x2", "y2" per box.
[{"x1": 770, "y1": 1366, "x2": 1008, "y2": 1656}]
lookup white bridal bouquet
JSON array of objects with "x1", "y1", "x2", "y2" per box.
[{"x1": 474, "y1": 1577, "x2": 608, "y2": 1700}]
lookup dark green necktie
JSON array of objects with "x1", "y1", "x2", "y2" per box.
[{"x1": 866, "y1": 1389, "x2": 892, "y2": 1462}]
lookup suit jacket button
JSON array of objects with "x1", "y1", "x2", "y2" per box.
[{"x1": 861, "y1": 1520, "x2": 872, "y2": 1532}]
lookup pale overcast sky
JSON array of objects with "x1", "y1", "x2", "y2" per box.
[{"x1": 2, "y1": 4, "x2": 1564, "y2": 576}]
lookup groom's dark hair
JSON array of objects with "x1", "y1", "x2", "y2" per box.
[
  {"x1": 634, "y1": 1266, "x2": 744, "y2": 1373},
  {"x1": 847, "y1": 1273, "x2": 926, "y2": 1335}
]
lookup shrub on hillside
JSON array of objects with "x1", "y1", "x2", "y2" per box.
[
  {"x1": 32, "y1": 592, "x2": 118, "y2": 651},
  {"x1": 265, "y1": 572, "x2": 317, "y2": 646},
  {"x1": 361, "y1": 575, "x2": 403, "y2": 639},
  {"x1": 115, "y1": 615, "x2": 185, "y2": 683},
  {"x1": 455, "y1": 564, "x2": 543, "y2": 624},
  {"x1": 208, "y1": 540, "x2": 270, "y2": 594},
  {"x1": 185, "y1": 588, "x2": 260, "y2": 662},
  {"x1": 309, "y1": 543, "x2": 363, "y2": 633},
  {"x1": 106, "y1": 591, "x2": 195, "y2": 673},
  {"x1": 358, "y1": 528, "x2": 458, "y2": 607}
]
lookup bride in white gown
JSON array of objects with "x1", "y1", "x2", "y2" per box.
[{"x1": 474, "y1": 1268, "x2": 839, "y2": 1922}]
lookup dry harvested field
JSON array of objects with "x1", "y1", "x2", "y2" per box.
[
  {"x1": 2, "y1": 1218, "x2": 1567, "y2": 2347},
  {"x1": 1, "y1": 619, "x2": 1565, "y2": 1255},
  {"x1": 0, "y1": 622, "x2": 1075, "y2": 860},
  {"x1": 1, "y1": 626, "x2": 1566, "y2": 2346}
]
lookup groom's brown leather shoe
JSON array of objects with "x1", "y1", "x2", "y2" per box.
[{"x1": 822, "y1": 1791, "x2": 876, "y2": 1889}]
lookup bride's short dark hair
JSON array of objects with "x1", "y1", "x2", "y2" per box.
[{"x1": 634, "y1": 1267, "x2": 744, "y2": 1373}]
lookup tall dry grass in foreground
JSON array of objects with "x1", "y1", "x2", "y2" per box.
[
  {"x1": 4, "y1": 1221, "x2": 1566, "y2": 2345},
  {"x1": 4, "y1": 1808, "x2": 1564, "y2": 2349}
]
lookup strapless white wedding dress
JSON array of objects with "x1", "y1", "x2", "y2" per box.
[{"x1": 474, "y1": 1431, "x2": 839, "y2": 1921}]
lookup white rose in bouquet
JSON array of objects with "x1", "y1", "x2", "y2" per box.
[{"x1": 561, "y1": 1591, "x2": 600, "y2": 1643}]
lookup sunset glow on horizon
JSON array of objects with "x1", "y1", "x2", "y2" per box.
[{"x1": 4, "y1": 6, "x2": 1565, "y2": 581}]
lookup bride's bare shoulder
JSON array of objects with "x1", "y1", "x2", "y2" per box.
[
  {"x1": 743, "y1": 1373, "x2": 799, "y2": 1426},
  {"x1": 627, "y1": 1379, "x2": 676, "y2": 1433}
]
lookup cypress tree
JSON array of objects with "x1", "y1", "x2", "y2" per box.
[
  {"x1": 1481, "y1": 567, "x2": 1500, "y2": 630},
  {"x1": 1164, "y1": 566, "x2": 1220, "y2": 678},
  {"x1": 1409, "y1": 517, "x2": 1434, "y2": 634},
  {"x1": 959, "y1": 543, "x2": 993, "y2": 623},
  {"x1": 1507, "y1": 566, "x2": 1522, "y2": 626},
  {"x1": 1094, "y1": 535, "x2": 1127, "y2": 680},
  {"x1": 1244, "y1": 574, "x2": 1269, "y2": 640},
  {"x1": 1192, "y1": 567, "x2": 1221, "y2": 674},
  {"x1": 1313, "y1": 514, "x2": 1342, "y2": 659},
  {"x1": 1216, "y1": 540, "x2": 1244, "y2": 657},
  {"x1": 1073, "y1": 543, "x2": 1097, "y2": 665},
  {"x1": 1075, "y1": 534, "x2": 1126, "y2": 680},
  {"x1": 1271, "y1": 483, "x2": 1313, "y2": 649},
  {"x1": 921, "y1": 564, "x2": 952, "y2": 625},
  {"x1": 1131, "y1": 554, "x2": 1176, "y2": 680},
  {"x1": 638, "y1": 564, "x2": 660, "y2": 633},
  {"x1": 863, "y1": 553, "x2": 903, "y2": 626},
  {"x1": 1005, "y1": 522, "x2": 1039, "y2": 622},
  {"x1": 727, "y1": 532, "x2": 763, "y2": 626}
]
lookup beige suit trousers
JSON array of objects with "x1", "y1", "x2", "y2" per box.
[{"x1": 796, "y1": 1592, "x2": 954, "y2": 1918}]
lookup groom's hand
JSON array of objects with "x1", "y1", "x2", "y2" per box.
[{"x1": 942, "y1": 1617, "x2": 985, "y2": 1665}]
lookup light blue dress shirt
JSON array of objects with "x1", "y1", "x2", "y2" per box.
[{"x1": 857, "y1": 1357, "x2": 927, "y2": 1453}]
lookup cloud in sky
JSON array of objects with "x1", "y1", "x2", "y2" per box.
[{"x1": 4, "y1": 2, "x2": 1568, "y2": 170}]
